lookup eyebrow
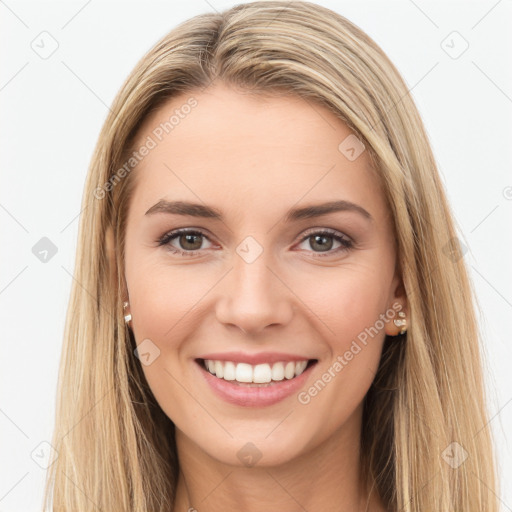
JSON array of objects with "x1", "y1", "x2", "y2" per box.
[
  {"x1": 145, "y1": 199, "x2": 373, "y2": 222},
  {"x1": 146, "y1": 199, "x2": 373, "y2": 222}
]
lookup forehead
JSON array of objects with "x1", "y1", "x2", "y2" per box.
[{"x1": 128, "y1": 83, "x2": 388, "y2": 223}]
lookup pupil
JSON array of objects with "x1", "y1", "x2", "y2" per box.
[
  {"x1": 182, "y1": 234, "x2": 201, "y2": 250},
  {"x1": 311, "y1": 235, "x2": 332, "y2": 252}
]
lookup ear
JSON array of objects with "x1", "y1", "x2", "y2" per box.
[{"x1": 384, "y1": 266, "x2": 408, "y2": 337}]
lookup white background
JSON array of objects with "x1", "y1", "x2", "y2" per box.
[{"x1": 1, "y1": 1, "x2": 511, "y2": 510}]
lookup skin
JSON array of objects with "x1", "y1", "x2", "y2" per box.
[{"x1": 119, "y1": 81, "x2": 406, "y2": 512}]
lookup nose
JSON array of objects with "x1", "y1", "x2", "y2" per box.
[{"x1": 215, "y1": 250, "x2": 294, "y2": 336}]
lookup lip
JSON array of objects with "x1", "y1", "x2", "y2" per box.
[
  {"x1": 194, "y1": 358, "x2": 318, "y2": 407},
  {"x1": 196, "y1": 351, "x2": 314, "y2": 365}
]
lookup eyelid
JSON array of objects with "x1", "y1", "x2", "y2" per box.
[{"x1": 298, "y1": 226, "x2": 352, "y2": 243}]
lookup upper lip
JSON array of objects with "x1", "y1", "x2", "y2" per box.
[{"x1": 196, "y1": 351, "x2": 317, "y2": 365}]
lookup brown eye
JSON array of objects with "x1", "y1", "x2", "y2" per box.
[
  {"x1": 297, "y1": 229, "x2": 353, "y2": 257},
  {"x1": 158, "y1": 229, "x2": 213, "y2": 255},
  {"x1": 177, "y1": 232, "x2": 203, "y2": 251},
  {"x1": 309, "y1": 234, "x2": 334, "y2": 252}
]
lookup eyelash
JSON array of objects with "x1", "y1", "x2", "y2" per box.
[{"x1": 156, "y1": 228, "x2": 354, "y2": 258}]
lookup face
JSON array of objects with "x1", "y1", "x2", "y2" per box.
[{"x1": 121, "y1": 82, "x2": 405, "y2": 467}]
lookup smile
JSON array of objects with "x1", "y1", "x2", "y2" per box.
[{"x1": 200, "y1": 358, "x2": 312, "y2": 385}]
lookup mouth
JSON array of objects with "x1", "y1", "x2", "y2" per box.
[{"x1": 195, "y1": 358, "x2": 318, "y2": 387}]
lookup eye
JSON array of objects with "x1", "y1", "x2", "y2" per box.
[
  {"x1": 157, "y1": 227, "x2": 354, "y2": 258},
  {"x1": 157, "y1": 228, "x2": 213, "y2": 256},
  {"x1": 296, "y1": 228, "x2": 353, "y2": 257}
]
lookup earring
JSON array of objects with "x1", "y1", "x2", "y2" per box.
[
  {"x1": 393, "y1": 311, "x2": 407, "y2": 335},
  {"x1": 123, "y1": 301, "x2": 132, "y2": 324}
]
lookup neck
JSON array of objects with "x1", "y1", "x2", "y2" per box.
[{"x1": 171, "y1": 407, "x2": 386, "y2": 512}]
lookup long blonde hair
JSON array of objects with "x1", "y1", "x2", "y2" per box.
[{"x1": 43, "y1": 2, "x2": 499, "y2": 510}]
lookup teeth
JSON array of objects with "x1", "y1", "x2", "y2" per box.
[
  {"x1": 214, "y1": 360, "x2": 223, "y2": 378},
  {"x1": 203, "y1": 359, "x2": 309, "y2": 383}
]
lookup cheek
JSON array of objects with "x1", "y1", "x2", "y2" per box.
[
  {"x1": 126, "y1": 256, "x2": 217, "y2": 342},
  {"x1": 290, "y1": 266, "x2": 390, "y2": 436},
  {"x1": 291, "y1": 264, "x2": 389, "y2": 399},
  {"x1": 125, "y1": 260, "x2": 206, "y2": 424},
  {"x1": 293, "y1": 262, "x2": 390, "y2": 349}
]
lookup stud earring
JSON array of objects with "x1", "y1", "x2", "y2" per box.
[
  {"x1": 123, "y1": 301, "x2": 132, "y2": 324},
  {"x1": 393, "y1": 311, "x2": 407, "y2": 335}
]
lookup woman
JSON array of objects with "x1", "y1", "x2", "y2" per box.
[{"x1": 43, "y1": 1, "x2": 499, "y2": 511}]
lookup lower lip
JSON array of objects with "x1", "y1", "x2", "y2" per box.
[{"x1": 195, "y1": 360, "x2": 317, "y2": 407}]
